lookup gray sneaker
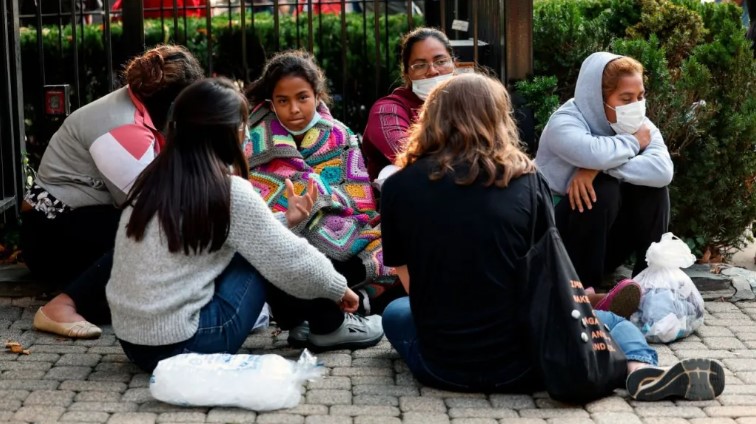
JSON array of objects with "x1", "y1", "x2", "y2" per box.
[
  {"x1": 287, "y1": 321, "x2": 310, "y2": 348},
  {"x1": 308, "y1": 314, "x2": 384, "y2": 352}
]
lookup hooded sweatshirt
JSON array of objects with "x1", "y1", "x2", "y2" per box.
[{"x1": 535, "y1": 52, "x2": 673, "y2": 195}]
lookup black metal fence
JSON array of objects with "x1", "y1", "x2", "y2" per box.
[
  {"x1": 1, "y1": 0, "x2": 25, "y2": 222},
  {"x1": 2, "y1": 0, "x2": 533, "y2": 223}
]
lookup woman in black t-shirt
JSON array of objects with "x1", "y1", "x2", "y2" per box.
[{"x1": 379, "y1": 73, "x2": 724, "y2": 401}]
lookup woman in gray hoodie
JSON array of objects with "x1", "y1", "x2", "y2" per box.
[{"x1": 535, "y1": 52, "x2": 673, "y2": 290}]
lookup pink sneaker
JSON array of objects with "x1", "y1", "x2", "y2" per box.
[{"x1": 594, "y1": 278, "x2": 642, "y2": 319}]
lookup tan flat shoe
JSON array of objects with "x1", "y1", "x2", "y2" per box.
[{"x1": 33, "y1": 307, "x2": 102, "y2": 339}]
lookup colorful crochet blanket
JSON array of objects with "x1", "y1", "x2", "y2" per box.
[{"x1": 247, "y1": 102, "x2": 395, "y2": 293}]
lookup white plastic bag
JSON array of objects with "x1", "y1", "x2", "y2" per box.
[
  {"x1": 252, "y1": 303, "x2": 270, "y2": 332},
  {"x1": 629, "y1": 233, "x2": 705, "y2": 343},
  {"x1": 372, "y1": 164, "x2": 400, "y2": 191},
  {"x1": 149, "y1": 349, "x2": 324, "y2": 411}
]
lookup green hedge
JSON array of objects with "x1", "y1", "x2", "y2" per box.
[
  {"x1": 20, "y1": 11, "x2": 422, "y2": 159},
  {"x1": 518, "y1": 0, "x2": 756, "y2": 255}
]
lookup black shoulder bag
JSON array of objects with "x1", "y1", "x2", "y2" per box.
[{"x1": 519, "y1": 172, "x2": 627, "y2": 404}]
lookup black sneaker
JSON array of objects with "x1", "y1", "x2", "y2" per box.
[
  {"x1": 626, "y1": 358, "x2": 725, "y2": 401},
  {"x1": 308, "y1": 313, "x2": 383, "y2": 352}
]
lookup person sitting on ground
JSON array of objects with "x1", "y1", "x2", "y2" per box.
[
  {"x1": 535, "y1": 52, "x2": 673, "y2": 295},
  {"x1": 380, "y1": 72, "x2": 724, "y2": 400},
  {"x1": 361, "y1": 27, "x2": 455, "y2": 185},
  {"x1": 244, "y1": 50, "x2": 400, "y2": 348},
  {"x1": 26, "y1": 44, "x2": 204, "y2": 339},
  {"x1": 106, "y1": 77, "x2": 379, "y2": 372}
]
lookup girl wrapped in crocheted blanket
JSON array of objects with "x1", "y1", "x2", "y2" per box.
[{"x1": 245, "y1": 51, "x2": 398, "y2": 307}]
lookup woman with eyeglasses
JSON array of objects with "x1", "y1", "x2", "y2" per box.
[{"x1": 361, "y1": 27, "x2": 455, "y2": 185}]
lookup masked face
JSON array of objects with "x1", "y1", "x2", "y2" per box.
[
  {"x1": 406, "y1": 37, "x2": 455, "y2": 101},
  {"x1": 603, "y1": 72, "x2": 646, "y2": 134},
  {"x1": 606, "y1": 99, "x2": 647, "y2": 134},
  {"x1": 411, "y1": 73, "x2": 454, "y2": 101}
]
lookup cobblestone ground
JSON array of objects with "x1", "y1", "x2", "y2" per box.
[{"x1": 3, "y1": 297, "x2": 756, "y2": 423}]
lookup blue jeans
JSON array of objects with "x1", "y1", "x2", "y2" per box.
[
  {"x1": 595, "y1": 310, "x2": 658, "y2": 365},
  {"x1": 119, "y1": 254, "x2": 268, "y2": 372},
  {"x1": 382, "y1": 297, "x2": 658, "y2": 392}
]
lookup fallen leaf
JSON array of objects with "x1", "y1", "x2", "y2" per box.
[
  {"x1": 5, "y1": 340, "x2": 29, "y2": 355},
  {"x1": 5, "y1": 341, "x2": 23, "y2": 353}
]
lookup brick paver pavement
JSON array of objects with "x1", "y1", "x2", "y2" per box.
[{"x1": 2, "y1": 297, "x2": 756, "y2": 423}]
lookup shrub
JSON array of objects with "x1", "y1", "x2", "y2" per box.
[
  {"x1": 626, "y1": 0, "x2": 706, "y2": 69},
  {"x1": 514, "y1": 75, "x2": 560, "y2": 135},
  {"x1": 532, "y1": 0, "x2": 615, "y2": 100}
]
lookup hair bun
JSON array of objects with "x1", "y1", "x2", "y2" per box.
[{"x1": 126, "y1": 49, "x2": 167, "y2": 98}]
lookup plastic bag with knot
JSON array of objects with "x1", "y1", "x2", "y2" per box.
[
  {"x1": 629, "y1": 232, "x2": 705, "y2": 343},
  {"x1": 149, "y1": 349, "x2": 324, "y2": 411}
]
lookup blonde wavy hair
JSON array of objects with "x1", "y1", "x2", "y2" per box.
[{"x1": 397, "y1": 73, "x2": 534, "y2": 187}]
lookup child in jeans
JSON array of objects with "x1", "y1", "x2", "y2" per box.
[{"x1": 107, "y1": 78, "x2": 381, "y2": 372}]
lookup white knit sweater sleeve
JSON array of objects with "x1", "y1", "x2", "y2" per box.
[{"x1": 226, "y1": 176, "x2": 347, "y2": 302}]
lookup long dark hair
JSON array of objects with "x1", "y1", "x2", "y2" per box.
[
  {"x1": 245, "y1": 50, "x2": 331, "y2": 106},
  {"x1": 125, "y1": 77, "x2": 250, "y2": 254}
]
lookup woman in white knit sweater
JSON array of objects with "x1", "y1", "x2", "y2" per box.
[{"x1": 106, "y1": 78, "x2": 382, "y2": 372}]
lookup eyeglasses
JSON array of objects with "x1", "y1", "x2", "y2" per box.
[{"x1": 408, "y1": 58, "x2": 455, "y2": 75}]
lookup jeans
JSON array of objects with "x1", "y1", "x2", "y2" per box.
[
  {"x1": 595, "y1": 310, "x2": 658, "y2": 365},
  {"x1": 383, "y1": 297, "x2": 658, "y2": 392},
  {"x1": 119, "y1": 254, "x2": 268, "y2": 373}
]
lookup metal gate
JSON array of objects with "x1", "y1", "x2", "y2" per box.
[{"x1": 2, "y1": 0, "x2": 533, "y2": 223}]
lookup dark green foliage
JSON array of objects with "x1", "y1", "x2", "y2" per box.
[
  {"x1": 626, "y1": 0, "x2": 706, "y2": 68},
  {"x1": 532, "y1": 0, "x2": 614, "y2": 100},
  {"x1": 19, "y1": 12, "x2": 423, "y2": 151},
  {"x1": 514, "y1": 76, "x2": 560, "y2": 135}
]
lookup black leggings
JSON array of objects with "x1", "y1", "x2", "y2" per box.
[
  {"x1": 20, "y1": 205, "x2": 121, "y2": 289},
  {"x1": 554, "y1": 173, "x2": 670, "y2": 289}
]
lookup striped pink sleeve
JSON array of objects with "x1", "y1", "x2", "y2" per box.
[
  {"x1": 364, "y1": 99, "x2": 413, "y2": 162},
  {"x1": 89, "y1": 124, "x2": 157, "y2": 202}
]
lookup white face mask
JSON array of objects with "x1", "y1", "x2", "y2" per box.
[
  {"x1": 606, "y1": 99, "x2": 646, "y2": 134},
  {"x1": 268, "y1": 100, "x2": 322, "y2": 136},
  {"x1": 411, "y1": 73, "x2": 454, "y2": 100},
  {"x1": 281, "y1": 110, "x2": 322, "y2": 136}
]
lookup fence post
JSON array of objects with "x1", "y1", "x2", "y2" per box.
[
  {"x1": 504, "y1": 0, "x2": 533, "y2": 82},
  {"x1": 0, "y1": 0, "x2": 26, "y2": 218},
  {"x1": 122, "y1": 0, "x2": 145, "y2": 59}
]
